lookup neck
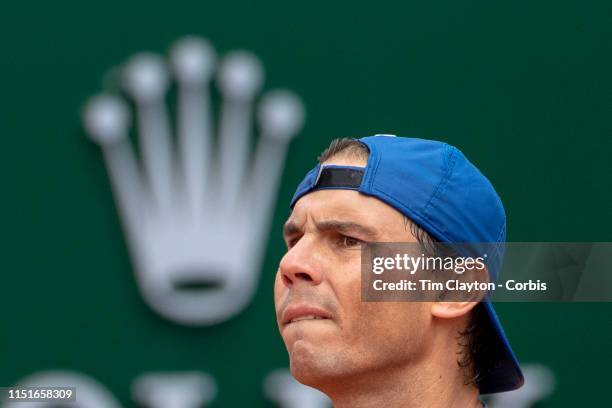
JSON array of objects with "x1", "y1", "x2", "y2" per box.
[{"x1": 321, "y1": 356, "x2": 481, "y2": 408}]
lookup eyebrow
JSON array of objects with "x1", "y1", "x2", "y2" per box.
[
  {"x1": 283, "y1": 220, "x2": 303, "y2": 238},
  {"x1": 283, "y1": 219, "x2": 379, "y2": 240}
]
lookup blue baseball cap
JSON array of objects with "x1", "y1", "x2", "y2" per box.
[{"x1": 290, "y1": 135, "x2": 524, "y2": 394}]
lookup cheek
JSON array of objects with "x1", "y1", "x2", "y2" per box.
[
  {"x1": 331, "y1": 256, "x2": 430, "y2": 338},
  {"x1": 273, "y1": 270, "x2": 286, "y2": 305},
  {"x1": 333, "y1": 268, "x2": 373, "y2": 339},
  {"x1": 343, "y1": 293, "x2": 431, "y2": 359}
]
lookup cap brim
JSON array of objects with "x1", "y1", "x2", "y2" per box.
[{"x1": 477, "y1": 300, "x2": 525, "y2": 394}]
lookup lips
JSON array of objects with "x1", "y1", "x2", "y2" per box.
[
  {"x1": 281, "y1": 304, "x2": 332, "y2": 326},
  {"x1": 290, "y1": 315, "x2": 327, "y2": 323}
]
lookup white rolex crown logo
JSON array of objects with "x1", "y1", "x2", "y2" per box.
[{"x1": 83, "y1": 36, "x2": 305, "y2": 326}]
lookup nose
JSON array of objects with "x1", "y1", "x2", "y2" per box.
[{"x1": 278, "y1": 238, "x2": 323, "y2": 287}]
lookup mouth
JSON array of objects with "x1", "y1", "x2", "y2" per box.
[
  {"x1": 281, "y1": 304, "x2": 333, "y2": 326},
  {"x1": 288, "y1": 315, "x2": 328, "y2": 323}
]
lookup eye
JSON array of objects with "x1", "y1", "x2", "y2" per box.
[
  {"x1": 338, "y1": 235, "x2": 362, "y2": 249},
  {"x1": 286, "y1": 235, "x2": 302, "y2": 249}
]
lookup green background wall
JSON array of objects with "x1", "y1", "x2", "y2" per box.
[{"x1": 1, "y1": 0, "x2": 610, "y2": 406}]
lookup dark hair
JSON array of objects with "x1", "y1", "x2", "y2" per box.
[
  {"x1": 318, "y1": 137, "x2": 490, "y2": 389},
  {"x1": 318, "y1": 137, "x2": 369, "y2": 163},
  {"x1": 409, "y1": 221, "x2": 493, "y2": 388}
]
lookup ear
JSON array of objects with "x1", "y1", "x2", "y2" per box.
[
  {"x1": 430, "y1": 300, "x2": 479, "y2": 319},
  {"x1": 430, "y1": 264, "x2": 489, "y2": 319}
]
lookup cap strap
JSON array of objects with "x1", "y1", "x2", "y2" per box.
[{"x1": 314, "y1": 165, "x2": 364, "y2": 189}]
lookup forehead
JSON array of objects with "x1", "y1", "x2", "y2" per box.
[
  {"x1": 291, "y1": 188, "x2": 387, "y2": 220},
  {"x1": 288, "y1": 188, "x2": 414, "y2": 242},
  {"x1": 289, "y1": 154, "x2": 373, "y2": 220},
  {"x1": 287, "y1": 155, "x2": 416, "y2": 240}
]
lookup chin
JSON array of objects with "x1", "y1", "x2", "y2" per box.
[
  {"x1": 288, "y1": 340, "x2": 346, "y2": 389},
  {"x1": 290, "y1": 360, "x2": 329, "y2": 390}
]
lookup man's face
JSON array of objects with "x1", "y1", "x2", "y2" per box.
[{"x1": 274, "y1": 158, "x2": 433, "y2": 388}]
